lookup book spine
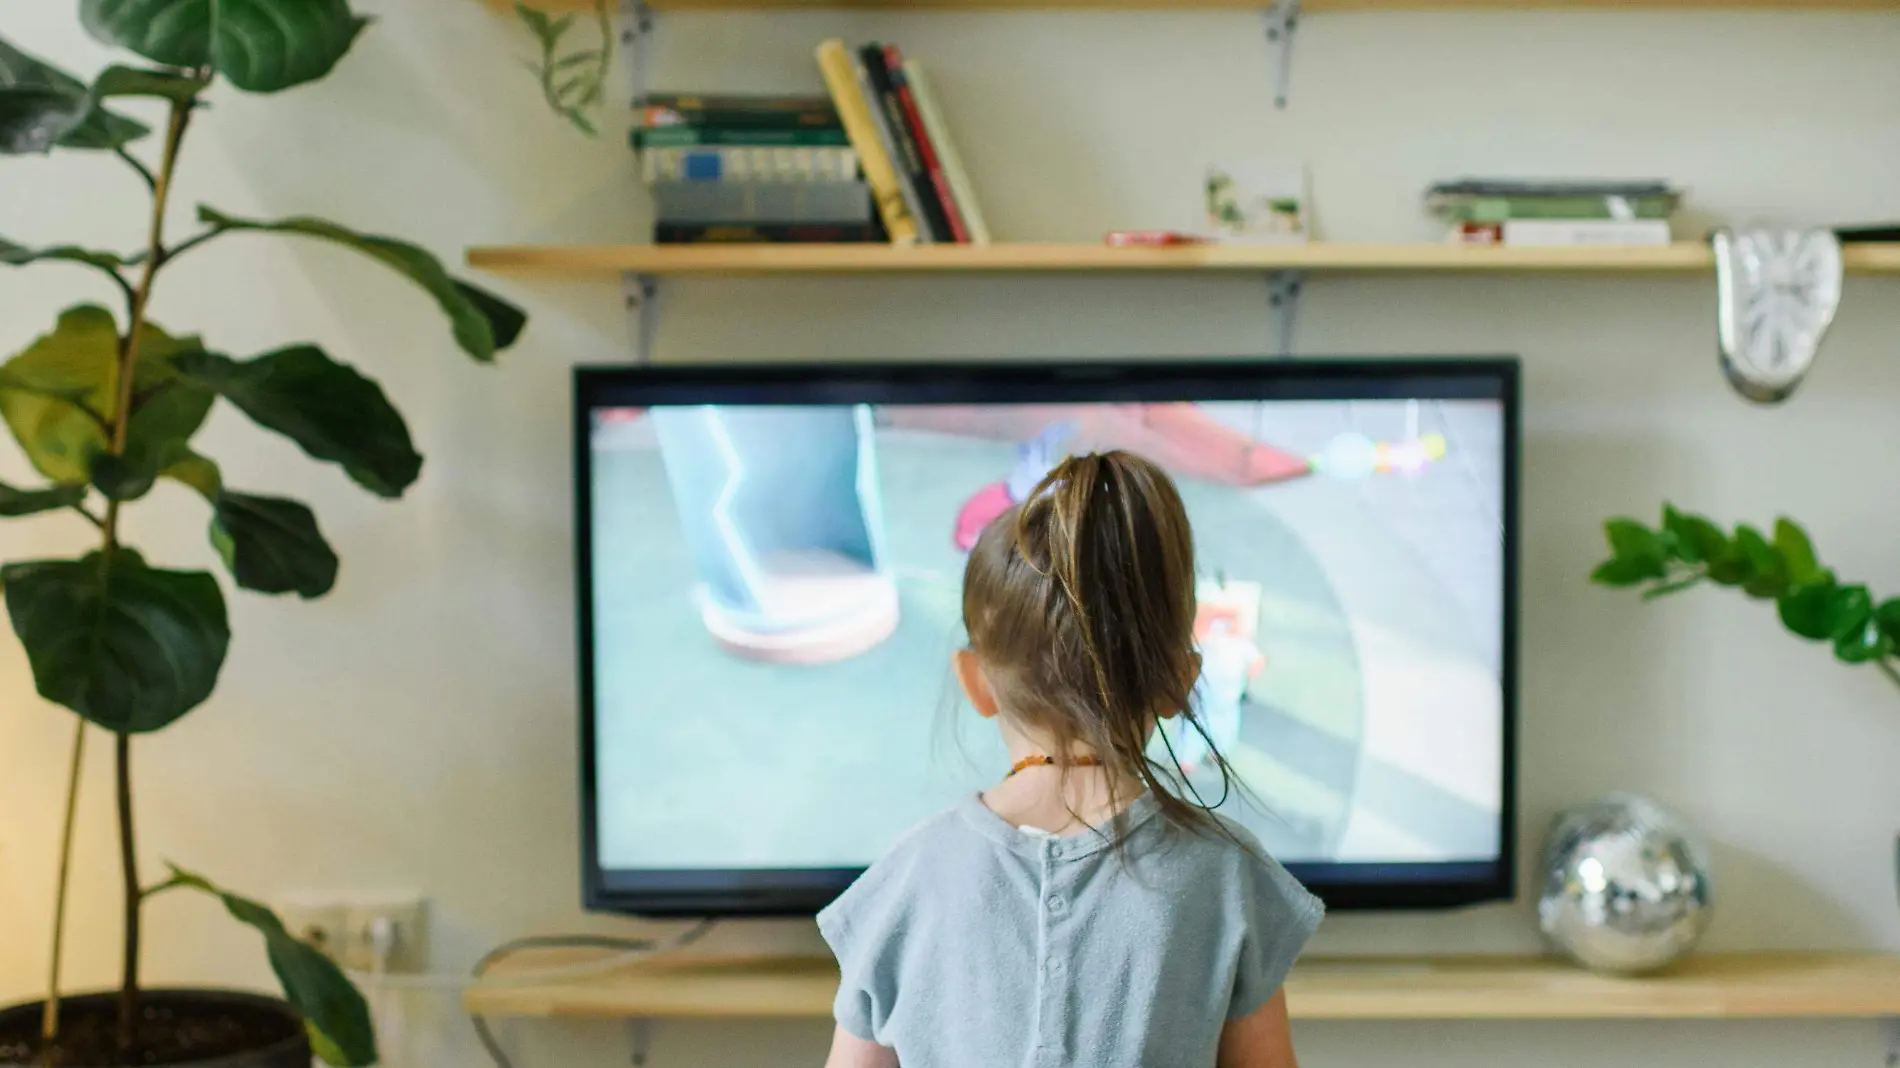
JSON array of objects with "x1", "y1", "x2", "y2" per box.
[
  {"x1": 632, "y1": 126, "x2": 852, "y2": 149},
  {"x1": 884, "y1": 45, "x2": 968, "y2": 244},
  {"x1": 654, "y1": 221, "x2": 886, "y2": 244},
  {"x1": 646, "y1": 93, "x2": 836, "y2": 113},
  {"x1": 850, "y1": 44, "x2": 936, "y2": 245},
  {"x1": 815, "y1": 38, "x2": 918, "y2": 246},
  {"x1": 640, "y1": 95, "x2": 839, "y2": 129},
  {"x1": 1432, "y1": 195, "x2": 1678, "y2": 223},
  {"x1": 651, "y1": 180, "x2": 873, "y2": 224},
  {"x1": 1500, "y1": 219, "x2": 1673, "y2": 247},
  {"x1": 862, "y1": 44, "x2": 953, "y2": 244},
  {"x1": 902, "y1": 60, "x2": 990, "y2": 246},
  {"x1": 640, "y1": 146, "x2": 860, "y2": 184}
]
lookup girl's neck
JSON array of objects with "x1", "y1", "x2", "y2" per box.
[{"x1": 983, "y1": 730, "x2": 1144, "y2": 835}]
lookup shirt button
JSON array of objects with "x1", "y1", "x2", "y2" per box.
[{"x1": 1047, "y1": 894, "x2": 1067, "y2": 914}]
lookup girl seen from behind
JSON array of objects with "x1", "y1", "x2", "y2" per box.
[{"x1": 819, "y1": 450, "x2": 1323, "y2": 1068}]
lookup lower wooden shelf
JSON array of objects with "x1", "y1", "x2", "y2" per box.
[
  {"x1": 464, "y1": 951, "x2": 1900, "y2": 1022},
  {"x1": 465, "y1": 241, "x2": 1900, "y2": 277}
]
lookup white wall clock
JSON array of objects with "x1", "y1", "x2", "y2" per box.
[{"x1": 1712, "y1": 228, "x2": 1844, "y2": 404}]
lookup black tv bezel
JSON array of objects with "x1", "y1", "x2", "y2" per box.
[{"x1": 575, "y1": 357, "x2": 1521, "y2": 917}]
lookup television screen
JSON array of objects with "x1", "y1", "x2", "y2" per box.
[{"x1": 577, "y1": 360, "x2": 1518, "y2": 915}]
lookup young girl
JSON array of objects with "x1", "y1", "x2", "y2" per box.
[{"x1": 819, "y1": 450, "x2": 1323, "y2": 1068}]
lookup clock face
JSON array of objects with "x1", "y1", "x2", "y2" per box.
[{"x1": 1713, "y1": 229, "x2": 1843, "y2": 403}]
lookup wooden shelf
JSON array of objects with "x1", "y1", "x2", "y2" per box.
[
  {"x1": 466, "y1": 241, "x2": 1900, "y2": 277},
  {"x1": 511, "y1": 0, "x2": 1900, "y2": 11},
  {"x1": 465, "y1": 951, "x2": 1900, "y2": 1021}
]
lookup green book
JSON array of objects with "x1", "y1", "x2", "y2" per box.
[{"x1": 631, "y1": 126, "x2": 852, "y2": 150}]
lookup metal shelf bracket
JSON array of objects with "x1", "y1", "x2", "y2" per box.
[
  {"x1": 1267, "y1": 269, "x2": 1305, "y2": 358},
  {"x1": 1263, "y1": 0, "x2": 1302, "y2": 109},
  {"x1": 627, "y1": 1018, "x2": 655, "y2": 1067},
  {"x1": 625, "y1": 272, "x2": 660, "y2": 364},
  {"x1": 620, "y1": 0, "x2": 656, "y2": 105}
]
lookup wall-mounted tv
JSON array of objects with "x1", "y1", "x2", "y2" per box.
[{"x1": 577, "y1": 359, "x2": 1519, "y2": 916}]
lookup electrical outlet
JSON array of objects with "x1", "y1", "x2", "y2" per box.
[
  {"x1": 342, "y1": 899, "x2": 428, "y2": 974},
  {"x1": 277, "y1": 897, "x2": 427, "y2": 974}
]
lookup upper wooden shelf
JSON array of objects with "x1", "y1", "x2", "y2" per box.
[
  {"x1": 466, "y1": 951, "x2": 1900, "y2": 1021},
  {"x1": 513, "y1": 0, "x2": 1900, "y2": 10},
  {"x1": 466, "y1": 241, "x2": 1900, "y2": 277}
]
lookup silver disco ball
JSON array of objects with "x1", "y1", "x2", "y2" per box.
[{"x1": 1537, "y1": 794, "x2": 1714, "y2": 974}]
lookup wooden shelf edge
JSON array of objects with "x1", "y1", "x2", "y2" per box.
[
  {"x1": 505, "y1": 0, "x2": 1900, "y2": 11},
  {"x1": 465, "y1": 241, "x2": 1900, "y2": 277},
  {"x1": 464, "y1": 951, "x2": 1900, "y2": 1022}
]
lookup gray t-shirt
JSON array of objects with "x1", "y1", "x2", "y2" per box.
[{"x1": 817, "y1": 791, "x2": 1324, "y2": 1068}]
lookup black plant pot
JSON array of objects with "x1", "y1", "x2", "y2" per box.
[{"x1": 0, "y1": 989, "x2": 309, "y2": 1068}]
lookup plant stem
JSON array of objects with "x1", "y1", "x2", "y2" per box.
[
  {"x1": 103, "y1": 93, "x2": 194, "y2": 1054},
  {"x1": 1876, "y1": 658, "x2": 1900, "y2": 696},
  {"x1": 115, "y1": 732, "x2": 138, "y2": 1051},
  {"x1": 39, "y1": 721, "x2": 86, "y2": 1044},
  {"x1": 113, "y1": 146, "x2": 156, "y2": 193}
]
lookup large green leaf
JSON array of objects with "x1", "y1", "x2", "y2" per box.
[
  {"x1": 0, "y1": 481, "x2": 85, "y2": 517},
  {"x1": 164, "y1": 867, "x2": 377, "y2": 1067},
  {"x1": 212, "y1": 491, "x2": 337, "y2": 598},
  {"x1": 2, "y1": 549, "x2": 228, "y2": 733},
  {"x1": 198, "y1": 208, "x2": 526, "y2": 362},
  {"x1": 175, "y1": 346, "x2": 421, "y2": 498},
  {"x1": 1733, "y1": 524, "x2": 1786, "y2": 599},
  {"x1": 0, "y1": 307, "x2": 207, "y2": 490},
  {"x1": 0, "y1": 37, "x2": 149, "y2": 153},
  {"x1": 80, "y1": 0, "x2": 370, "y2": 94},
  {"x1": 0, "y1": 306, "x2": 120, "y2": 484}
]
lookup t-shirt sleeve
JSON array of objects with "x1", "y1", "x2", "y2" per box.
[
  {"x1": 1227, "y1": 848, "x2": 1325, "y2": 1021},
  {"x1": 816, "y1": 859, "x2": 908, "y2": 1043}
]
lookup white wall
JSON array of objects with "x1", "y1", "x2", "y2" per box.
[{"x1": 3, "y1": 2, "x2": 1899, "y2": 1066}]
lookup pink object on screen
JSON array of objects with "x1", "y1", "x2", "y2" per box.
[{"x1": 954, "y1": 481, "x2": 1014, "y2": 551}]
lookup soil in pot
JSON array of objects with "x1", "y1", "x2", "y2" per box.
[{"x1": 0, "y1": 990, "x2": 308, "y2": 1068}]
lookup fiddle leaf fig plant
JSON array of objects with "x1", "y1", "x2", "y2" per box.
[
  {"x1": 1592, "y1": 505, "x2": 1900, "y2": 692},
  {"x1": 0, "y1": 2, "x2": 526, "y2": 1064}
]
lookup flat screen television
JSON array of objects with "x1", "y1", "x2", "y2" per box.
[{"x1": 577, "y1": 359, "x2": 1519, "y2": 915}]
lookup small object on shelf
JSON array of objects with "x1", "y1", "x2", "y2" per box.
[
  {"x1": 1204, "y1": 161, "x2": 1309, "y2": 243},
  {"x1": 1712, "y1": 227, "x2": 1843, "y2": 404},
  {"x1": 1430, "y1": 178, "x2": 1684, "y2": 246},
  {"x1": 1454, "y1": 219, "x2": 1673, "y2": 248},
  {"x1": 816, "y1": 38, "x2": 920, "y2": 246},
  {"x1": 653, "y1": 222, "x2": 886, "y2": 244},
  {"x1": 1106, "y1": 230, "x2": 1207, "y2": 247},
  {"x1": 1834, "y1": 223, "x2": 1900, "y2": 243},
  {"x1": 1539, "y1": 794, "x2": 1714, "y2": 976}
]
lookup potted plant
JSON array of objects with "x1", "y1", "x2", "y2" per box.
[
  {"x1": 0, "y1": 3, "x2": 527, "y2": 1065},
  {"x1": 1591, "y1": 505, "x2": 1900, "y2": 688}
]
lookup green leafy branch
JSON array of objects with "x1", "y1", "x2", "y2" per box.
[
  {"x1": 513, "y1": 0, "x2": 615, "y2": 137},
  {"x1": 1592, "y1": 505, "x2": 1900, "y2": 692},
  {"x1": 0, "y1": 3, "x2": 527, "y2": 1063}
]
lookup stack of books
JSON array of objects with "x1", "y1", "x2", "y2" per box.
[
  {"x1": 813, "y1": 39, "x2": 990, "y2": 247},
  {"x1": 634, "y1": 92, "x2": 883, "y2": 244},
  {"x1": 1428, "y1": 180, "x2": 1682, "y2": 248}
]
